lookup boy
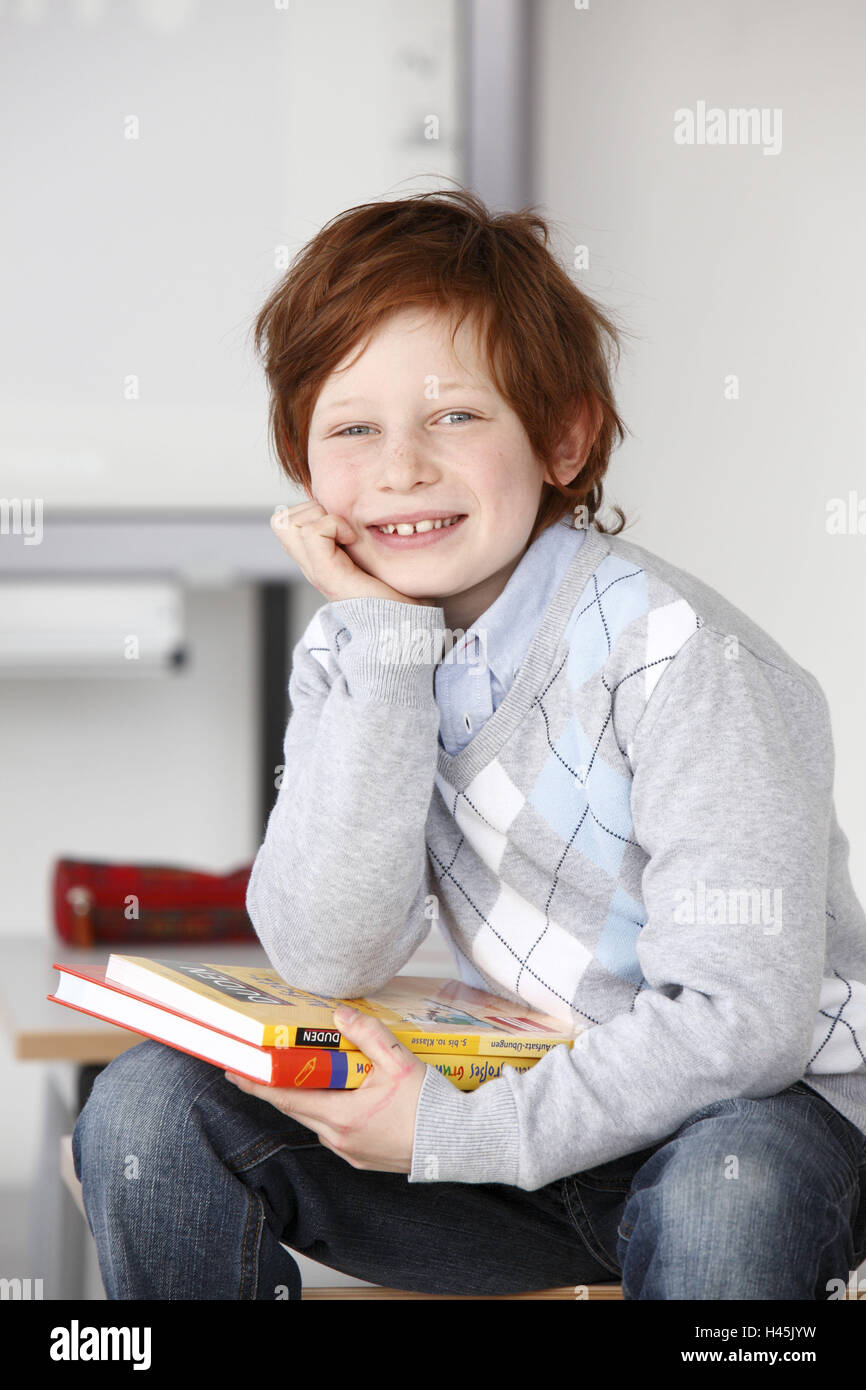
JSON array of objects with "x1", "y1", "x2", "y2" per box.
[{"x1": 74, "y1": 187, "x2": 866, "y2": 1299}]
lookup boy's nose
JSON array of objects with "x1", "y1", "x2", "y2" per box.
[{"x1": 376, "y1": 440, "x2": 440, "y2": 485}]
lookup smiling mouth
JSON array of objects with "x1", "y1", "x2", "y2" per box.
[
  {"x1": 372, "y1": 515, "x2": 463, "y2": 536},
  {"x1": 367, "y1": 514, "x2": 468, "y2": 548}
]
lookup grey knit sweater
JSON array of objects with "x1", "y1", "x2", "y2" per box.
[{"x1": 245, "y1": 525, "x2": 866, "y2": 1190}]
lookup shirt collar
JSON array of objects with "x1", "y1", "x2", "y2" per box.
[{"x1": 450, "y1": 517, "x2": 587, "y2": 685}]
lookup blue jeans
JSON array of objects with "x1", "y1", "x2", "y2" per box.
[{"x1": 72, "y1": 1040, "x2": 866, "y2": 1300}]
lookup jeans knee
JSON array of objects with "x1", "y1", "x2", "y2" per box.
[
  {"x1": 73, "y1": 1040, "x2": 215, "y2": 1189},
  {"x1": 618, "y1": 1135, "x2": 798, "y2": 1253},
  {"x1": 617, "y1": 1100, "x2": 863, "y2": 1298}
]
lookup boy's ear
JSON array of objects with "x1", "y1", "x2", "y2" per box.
[{"x1": 542, "y1": 396, "x2": 603, "y2": 489}]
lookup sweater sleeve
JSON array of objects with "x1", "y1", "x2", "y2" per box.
[
  {"x1": 245, "y1": 597, "x2": 446, "y2": 997},
  {"x1": 408, "y1": 625, "x2": 835, "y2": 1189}
]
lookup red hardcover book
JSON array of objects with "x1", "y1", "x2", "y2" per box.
[{"x1": 49, "y1": 962, "x2": 360, "y2": 1087}]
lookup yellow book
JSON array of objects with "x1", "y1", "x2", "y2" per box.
[{"x1": 104, "y1": 956, "x2": 585, "y2": 1058}]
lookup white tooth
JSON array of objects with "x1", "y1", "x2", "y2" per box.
[
  {"x1": 433, "y1": 519, "x2": 443, "y2": 528},
  {"x1": 395, "y1": 523, "x2": 415, "y2": 536},
  {"x1": 414, "y1": 519, "x2": 435, "y2": 533}
]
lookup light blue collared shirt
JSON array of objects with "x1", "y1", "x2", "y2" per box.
[{"x1": 435, "y1": 517, "x2": 587, "y2": 754}]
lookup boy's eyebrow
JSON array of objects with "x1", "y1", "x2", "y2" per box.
[
  {"x1": 319, "y1": 380, "x2": 490, "y2": 413},
  {"x1": 429, "y1": 379, "x2": 490, "y2": 394}
]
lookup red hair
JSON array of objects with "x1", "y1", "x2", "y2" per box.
[{"x1": 250, "y1": 186, "x2": 629, "y2": 547}]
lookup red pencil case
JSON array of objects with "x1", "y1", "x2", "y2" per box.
[{"x1": 53, "y1": 857, "x2": 258, "y2": 946}]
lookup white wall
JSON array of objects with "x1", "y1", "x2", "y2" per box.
[
  {"x1": 0, "y1": 0, "x2": 461, "y2": 509},
  {"x1": 535, "y1": 0, "x2": 866, "y2": 905}
]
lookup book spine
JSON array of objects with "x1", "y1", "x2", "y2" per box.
[
  {"x1": 394, "y1": 1031, "x2": 571, "y2": 1059},
  {"x1": 270, "y1": 1048, "x2": 353, "y2": 1088},
  {"x1": 386, "y1": 1053, "x2": 539, "y2": 1090},
  {"x1": 271, "y1": 1048, "x2": 539, "y2": 1090},
  {"x1": 262, "y1": 1023, "x2": 571, "y2": 1058}
]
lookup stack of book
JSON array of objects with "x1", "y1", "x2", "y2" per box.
[{"x1": 49, "y1": 956, "x2": 585, "y2": 1091}]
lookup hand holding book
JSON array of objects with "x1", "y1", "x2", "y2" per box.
[{"x1": 224, "y1": 1004, "x2": 428, "y2": 1174}]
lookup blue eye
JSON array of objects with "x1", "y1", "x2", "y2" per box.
[{"x1": 335, "y1": 412, "x2": 476, "y2": 437}]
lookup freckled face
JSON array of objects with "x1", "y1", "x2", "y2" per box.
[{"x1": 306, "y1": 306, "x2": 551, "y2": 619}]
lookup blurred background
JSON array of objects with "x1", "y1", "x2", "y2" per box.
[{"x1": 1, "y1": 0, "x2": 864, "y2": 1299}]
